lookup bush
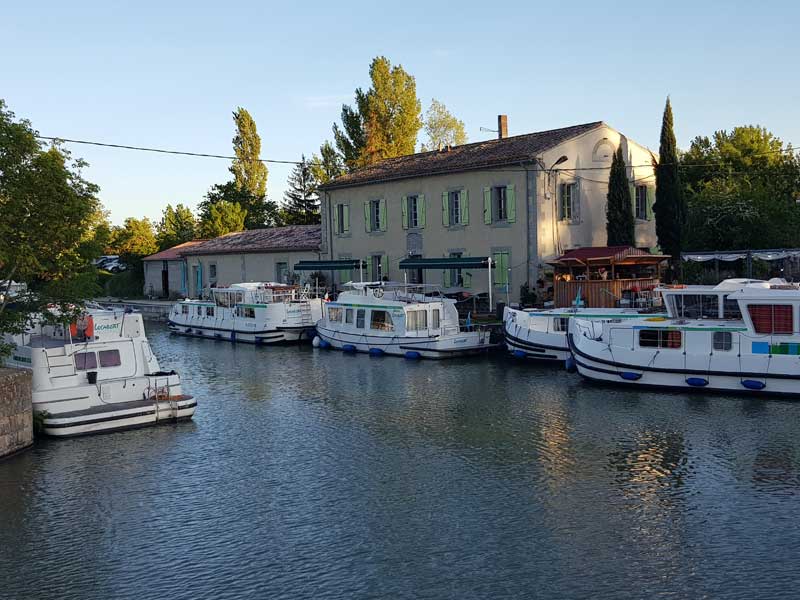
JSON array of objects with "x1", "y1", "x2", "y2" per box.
[{"x1": 106, "y1": 270, "x2": 145, "y2": 298}]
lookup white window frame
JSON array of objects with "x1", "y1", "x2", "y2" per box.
[
  {"x1": 635, "y1": 185, "x2": 648, "y2": 220},
  {"x1": 493, "y1": 186, "x2": 508, "y2": 221},
  {"x1": 407, "y1": 195, "x2": 419, "y2": 228},
  {"x1": 449, "y1": 190, "x2": 462, "y2": 225},
  {"x1": 370, "y1": 199, "x2": 381, "y2": 231}
]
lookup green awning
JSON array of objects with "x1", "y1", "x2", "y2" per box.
[
  {"x1": 293, "y1": 259, "x2": 364, "y2": 271},
  {"x1": 398, "y1": 257, "x2": 493, "y2": 270}
]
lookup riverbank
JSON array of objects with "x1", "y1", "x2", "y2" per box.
[{"x1": 0, "y1": 368, "x2": 32, "y2": 459}]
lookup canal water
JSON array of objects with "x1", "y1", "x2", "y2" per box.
[{"x1": 1, "y1": 324, "x2": 799, "y2": 599}]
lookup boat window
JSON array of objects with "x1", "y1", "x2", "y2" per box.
[
  {"x1": 75, "y1": 352, "x2": 97, "y2": 370},
  {"x1": 181, "y1": 305, "x2": 189, "y2": 315},
  {"x1": 328, "y1": 307, "x2": 343, "y2": 322},
  {"x1": 406, "y1": 310, "x2": 428, "y2": 331},
  {"x1": 431, "y1": 309, "x2": 440, "y2": 329},
  {"x1": 748, "y1": 304, "x2": 794, "y2": 334},
  {"x1": 670, "y1": 294, "x2": 720, "y2": 319},
  {"x1": 345, "y1": 308, "x2": 354, "y2": 324},
  {"x1": 356, "y1": 309, "x2": 365, "y2": 329},
  {"x1": 722, "y1": 295, "x2": 742, "y2": 320},
  {"x1": 196, "y1": 306, "x2": 203, "y2": 316},
  {"x1": 713, "y1": 331, "x2": 733, "y2": 351},
  {"x1": 370, "y1": 310, "x2": 394, "y2": 331},
  {"x1": 639, "y1": 329, "x2": 682, "y2": 349},
  {"x1": 99, "y1": 349, "x2": 122, "y2": 367},
  {"x1": 552, "y1": 317, "x2": 570, "y2": 332},
  {"x1": 206, "y1": 306, "x2": 215, "y2": 317},
  {"x1": 235, "y1": 306, "x2": 255, "y2": 318}
]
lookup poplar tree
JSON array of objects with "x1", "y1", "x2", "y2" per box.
[
  {"x1": 421, "y1": 99, "x2": 467, "y2": 150},
  {"x1": 199, "y1": 201, "x2": 247, "y2": 238},
  {"x1": 310, "y1": 141, "x2": 344, "y2": 185},
  {"x1": 606, "y1": 147, "x2": 635, "y2": 246},
  {"x1": 653, "y1": 97, "x2": 684, "y2": 263},
  {"x1": 282, "y1": 156, "x2": 320, "y2": 225}
]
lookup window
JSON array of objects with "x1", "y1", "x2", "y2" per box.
[
  {"x1": 406, "y1": 310, "x2": 428, "y2": 331},
  {"x1": 206, "y1": 306, "x2": 215, "y2": 317},
  {"x1": 364, "y1": 199, "x2": 386, "y2": 232},
  {"x1": 713, "y1": 331, "x2": 733, "y2": 351},
  {"x1": 209, "y1": 264, "x2": 217, "y2": 280},
  {"x1": 328, "y1": 307, "x2": 343, "y2": 322},
  {"x1": 75, "y1": 352, "x2": 97, "y2": 370},
  {"x1": 181, "y1": 305, "x2": 189, "y2": 315},
  {"x1": 236, "y1": 306, "x2": 255, "y2": 318},
  {"x1": 370, "y1": 310, "x2": 394, "y2": 331},
  {"x1": 493, "y1": 186, "x2": 508, "y2": 221},
  {"x1": 449, "y1": 190, "x2": 462, "y2": 225},
  {"x1": 276, "y1": 262, "x2": 288, "y2": 283},
  {"x1": 406, "y1": 195, "x2": 419, "y2": 228},
  {"x1": 639, "y1": 329, "x2": 682, "y2": 349},
  {"x1": 431, "y1": 309, "x2": 440, "y2": 329},
  {"x1": 748, "y1": 304, "x2": 794, "y2": 334},
  {"x1": 371, "y1": 255, "x2": 386, "y2": 281},
  {"x1": 670, "y1": 295, "x2": 720, "y2": 319},
  {"x1": 196, "y1": 306, "x2": 203, "y2": 316},
  {"x1": 356, "y1": 309, "x2": 365, "y2": 329},
  {"x1": 335, "y1": 203, "x2": 350, "y2": 234},
  {"x1": 448, "y1": 252, "x2": 463, "y2": 288},
  {"x1": 442, "y1": 189, "x2": 468, "y2": 226},
  {"x1": 723, "y1": 295, "x2": 742, "y2": 320},
  {"x1": 493, "y1": 251, "x2": 510, "y2": 286},
  {"x1": 635, "y1": 186, "x2": 648, "y2": 220},
  {"x1": 552, "y1": 317, "x2": 570, "y2": 332},
  {"x1": 559, "y1": 183, "x2": 578, "y2": 221},
  {"x1": 345, "y1": 308, "x2": 354, "y2": 324},
  {"x1": 99, "y1": 349, "x2": 122, "y2": 367}
]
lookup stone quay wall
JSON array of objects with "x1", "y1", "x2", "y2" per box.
[{"x1": 0, "y1": 367, "x2": 33, "y2": 458}]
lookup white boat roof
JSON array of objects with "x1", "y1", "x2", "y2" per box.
[
  {"x1": 656, "y1": 278, "x2": 770, "y2": 294},
  {"x1": 221, "y1": 282, "x2": 294, "y2": 291}
]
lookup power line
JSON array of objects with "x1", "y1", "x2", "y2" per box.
[{"x1": 35, "y1": 135, "x2": 303, "y2": 165}]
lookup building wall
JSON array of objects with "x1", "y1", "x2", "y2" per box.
[
  {"x1": 322, "y1": 124, "x2": 657, "y2": 304},
  {"x1": 184, "y1": 250, "x2": 321, "y2": 298},
  {"x1": 0, "y1": 368, "x2": 33, "y2": 459},
  {"x1": 143, "y1": 260, "x2": 187, "y2": 298}
]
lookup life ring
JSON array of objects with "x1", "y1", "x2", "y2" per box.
[{"x1": 373, "y1": 288, "x2": 384, "y2": 298}]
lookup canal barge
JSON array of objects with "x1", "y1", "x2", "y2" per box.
[
  {"x1": 568, "y1": 278, "x2": 800, "y2": 396},
  {"x1": 4, "y1": 308, "x2": 195, "y2": 436},
  {"x1": 168, "y1": 282, "x2": 322, "y2": 344},
  {"x1": 314, "y1": 282, "x2": 492, "y2": 359}
]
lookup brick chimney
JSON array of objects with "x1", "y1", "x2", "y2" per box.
[{"x1": 497, "y1": 114, "x2": 508, "y2": 139}]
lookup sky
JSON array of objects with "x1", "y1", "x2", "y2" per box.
[{"x1": 2, "y1": 0, "x2": 799, "y2": 225}]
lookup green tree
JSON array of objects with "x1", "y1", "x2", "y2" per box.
[
  {"x1": 421, "y1": 99, "x2": 467, "y2": 151},
  {"x1": 0, "y1": 99, "x2": 101, "y2": 353},
  {"x1": 157, "y1": 203, "x2": 197, "y2": 250},
  {"x1": 606, "y1": 147, "x2": 635, "y2": 246},
  {"x1": 332, "y1": 56, "x2": 422, "y2": 169},
  {"x1": 653, "y1": 97, "x2": 685, "y2": 264},
  {"x1": 199, "y1": 200, "x2": 247, "y2": 238},
  {"x1": 198, "y1": 181, "x2": 281, "y2": 229},
  {"x1": 310, "y1": 141, "x2": 344, "y2": 186},
  {"x1": 111, "y1": 217, "x2": 158, "y2": 259},
  {"x1": 282, "y1": 156, "x2": 319, "y2": 225}
]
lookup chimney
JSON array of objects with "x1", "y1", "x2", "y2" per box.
[{"x1": 497, "y1": 114, "x2": 508, "y2": 139}]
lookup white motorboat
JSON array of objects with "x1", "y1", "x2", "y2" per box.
[
  {"x1": 503, "y1": 306, "x2": 663, "y2": 362},
  {"x1": 4, "y1": 308, "x2": 195, "y2": 437},
  {"x1": 314, "y1": 282, "x2": 492, "y2": 359},
  {"x1": 568, "y1": 278, "x2": 800, "y2": 396},
  {"x1": 168, "y1": 282, "x2": 322, "y2": 344}
]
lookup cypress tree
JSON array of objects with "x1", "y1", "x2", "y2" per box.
[
  {"x1": 282, "y1": 156, "x2": 320, "y2": 225},
  {"x1": 606, "y1": 147, "x2": 635, "y2": 246},
  {"x1": 653, "y1": 97, "x2": 684, "y2": 264}
]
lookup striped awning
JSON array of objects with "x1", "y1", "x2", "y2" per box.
[
  {"x1": 293, "y1": 259, "x2": 364, "y2": 271},
  {"x1": 398, "y1": 257, "x2": 493, "y2": 270}
]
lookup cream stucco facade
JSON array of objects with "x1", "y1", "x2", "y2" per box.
[{"x1": 320, "y1": 123, "x2": 657, "y2": 304}]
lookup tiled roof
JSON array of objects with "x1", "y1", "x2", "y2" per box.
[
  {"x1": 321, "y1": 121, "x2": 605, "y2": 190},
  {"x1": 143, "y1": 240, "x2": 207, "y2": 262},
  {"x1": 182, "y1": 225, "x2": 321, "y2": 256}
]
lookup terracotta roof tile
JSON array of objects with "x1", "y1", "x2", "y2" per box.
[
  {"x1": 142, "y1": 240, "x2": 208, "y2": 261},
  {"x1": 321, "y1": 121, "x2": 605, "y2": 189},
  {"x1": 182, "y1": 225, "x2": 321, "y2": 256}
]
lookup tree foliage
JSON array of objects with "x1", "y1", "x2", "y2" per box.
[
  {"x1": 653, "y1": 97, "x2": 684, "y2": 263},
  {"x1": 421, "y1": 99, "x2": 467, "y2": 151},
  {"x1": 332, "y1": 56, "x2": 422, "y2": 170},
  {"x1": 157, "y1": 203, "x2": 197, "y2": 250},
  {"x1": 606, "y1": 147, "x2": 635, "y2": 246},
  {"x1": 0, "y1": 99, "x2": 101, "y2": 350},
  {"x1": 282, "y1": 156, "x2": 320, "y2": 225},
  {"x1": 310, "y1": 141, "x2": 344, "y2": 186},
  {"x1": 199, "y1": 200, "x2": 247, "y2": 238}
]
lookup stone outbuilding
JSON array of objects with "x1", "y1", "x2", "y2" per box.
[{"x1": 142, "y1": 240, "x2": 207, "y2": 299}]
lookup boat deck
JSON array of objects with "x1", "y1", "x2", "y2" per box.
[{"x1": 50, "y1": 395, "x2": 194, "y2": 418}]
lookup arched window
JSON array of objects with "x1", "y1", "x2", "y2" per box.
[{"x1": 592, "y1": 139, "x2": 615, "y2": 162}]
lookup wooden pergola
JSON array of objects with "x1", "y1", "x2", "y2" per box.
[{"x1": 548, "y1": 246, "x2": 670, "y2": 308}]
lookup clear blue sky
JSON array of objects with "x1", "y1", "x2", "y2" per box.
[{"x1": 3, "y1": 1, "x2": 798, "y2": 224}]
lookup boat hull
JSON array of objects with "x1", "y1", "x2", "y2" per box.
[
  {"x1": 316, "y1": 326, "x2": 490, "y2": 359},
  {"x1": 168, "y1": 321, "x2": 314, "y2": 344}
]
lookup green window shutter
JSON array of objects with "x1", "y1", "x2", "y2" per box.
[
  {"x1": 343, "y1": 204, "x2": 350, "y2": 233},
  {"x1": 381, "y1": 255, "x2": 389, "y2": 279},
  {"x1": 401, "y1": 196, "x2": 408, "y2": 229},
  {"x1": 462, "y1": 270, "x2": 472, "y2": 288},
  {"x1": 442, "y1": 191, "x2": 450, "y2": 226},
  {"x1": 461, "y1": 189, "x2": 469, "y2": 224},
  {"x1": 443, "y1": 268, "x2": 451, "y2": 287},
  {"x1": 379, "y1": 198, "x2": 387, "y2": 231},
  {"x1": 573, "y1": 181, "x2": 581, "y2": 222},
  {"x1": 629, "y1": 183, "x2": 637, "y2": 218},
  {"x1": 332, "y1": 203, "x2": 339, "y2": 234},
  {"x1": 483, "y1": 187, "x2": 492, "y2": 224},
  {"x1": 646, "y1": 185, "x2": 655, "y2": 221},
  {"x1": 418, "y1": 194, "x2": 426, "y2": 228},
  {"x1": 364, "y1": 201, "x2": 371, "y2": 233},
  {"x1": 366, "y1": 258, "x2": 373, "y2": 281},
  {"x1": 507, "y1": 184, "x2": 516, "y2": 223}
]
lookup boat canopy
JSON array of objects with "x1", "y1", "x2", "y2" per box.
[
  {"x1": 398, "y1": 257, "x2": 493, "y2": 270},
  {"x1": 294, "y1": 259, "x2": 365, "y2": 271}
]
